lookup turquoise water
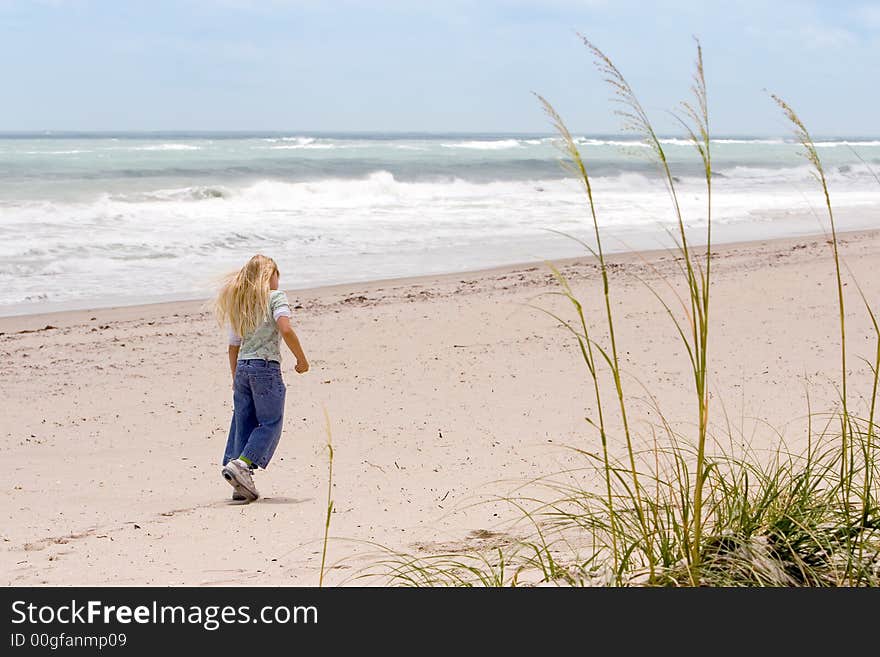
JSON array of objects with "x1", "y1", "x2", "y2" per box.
[{"x1": 2, "y1": 132, "x2": 880, "y2": 314}]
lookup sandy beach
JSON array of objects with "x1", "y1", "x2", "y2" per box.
[{"x1": 2, "y1": 228, "x2": 880, "y2": 586}]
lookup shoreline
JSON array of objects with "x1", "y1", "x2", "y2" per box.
[{"x1": 0, "y1": 225, "x2": 870, "y2": 334}]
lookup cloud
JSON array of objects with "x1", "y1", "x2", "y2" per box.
[{"x1": 851, "y1": 4, "x2": 880, "y2": 30}]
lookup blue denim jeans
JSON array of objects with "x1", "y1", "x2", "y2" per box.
[{"x1": 223, "y1": 359, "x2": 286, "y2": 469}]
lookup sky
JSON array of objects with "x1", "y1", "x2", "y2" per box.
[{"x1": 1, "y1": 0, "x2": 878, "y2": 136}]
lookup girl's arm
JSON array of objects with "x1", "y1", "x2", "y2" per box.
[
  {"x1": 276, "y1": 316, "x2": 309, "y2": 373},
  {"x1": 228, "y1": 345, "x2": 240, "y2": 383}
]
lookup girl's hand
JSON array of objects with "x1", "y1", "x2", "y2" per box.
[{"x1": 295, "y1": 359, "x2": 309, "y2": 374}]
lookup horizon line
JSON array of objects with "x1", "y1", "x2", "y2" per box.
[{"x1": 1, "y1": 129, "x2": 878, "y2": 140}]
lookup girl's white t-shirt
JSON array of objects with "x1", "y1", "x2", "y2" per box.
[{"x1": 227, "y1": 290, "x2": 292, "y2": 362}]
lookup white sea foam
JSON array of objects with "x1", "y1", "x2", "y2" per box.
[
  {"x1": 264, "y1": 138, "x2": 372, "y2": 150},
  {"x1": 21, "y1": 149, "x2": 92, "y2": 155},
  {"x1": 108, "y1": 185, "x2": 230, "y2": 202},
  {"x1": 713, "y1": 138, "x2": 787, "y2": 145},
  {"x1": 282, "y1": 137, "x2": 316, "y2": 144},
  {"x1": 262, "y1": 136, "x2": 317, "y2": 146},
  {"x1": 268, "y1": 143, "x2": 337, "y2": 150},
  {"x1": 815, "y1": 140, "x2": 880, "y2": 148},
  {"x1": 572, "y1": 137, "x2": 806, "y2": 148},
  {"x1": 717, "y1": 164, "x2": 816, "y2": 181},
  {"x1": 129, "y1": 144, "x2": 202, "y2": 151},
  {"x1": 4, "y1": 132, "x2": 880, "y2": 311},
  {"x1": 441, "y1": 139, "x2": 522, "y2": 150},
  {"x1": 574, "y1": 138, "x2": 651, "y2": 148}
]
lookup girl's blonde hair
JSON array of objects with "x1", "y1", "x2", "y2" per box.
[{"x1": 214, "y1": 254, "x2": 279, "y2": 337}]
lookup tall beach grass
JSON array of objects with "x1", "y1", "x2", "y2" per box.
[{"x1": 361, "y1": 37, "x2": 880, "y2": 587}]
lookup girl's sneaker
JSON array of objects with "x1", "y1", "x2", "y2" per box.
[
  {"x1": 232, "y1": 491, "x2": 247, "y2": 501},
  {"x1": 222, "y1": 459, "x2": 259, "y2": 501}
]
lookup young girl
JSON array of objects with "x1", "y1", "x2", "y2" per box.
[{"x1": 214, "y1": 254, "x2": 309, "y2": 502}]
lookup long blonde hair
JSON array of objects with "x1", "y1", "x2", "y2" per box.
[{"x1": 214, "y1": 254, "x2": 279, "y2": 337}]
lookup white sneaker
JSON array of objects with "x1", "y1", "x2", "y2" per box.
[{"x1": 222, "y1": 459, "x2": 259, "y2": 501}]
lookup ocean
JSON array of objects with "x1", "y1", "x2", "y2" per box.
[{"x1": 2, "y1": 132, "x2": 880, "y2": 316}]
